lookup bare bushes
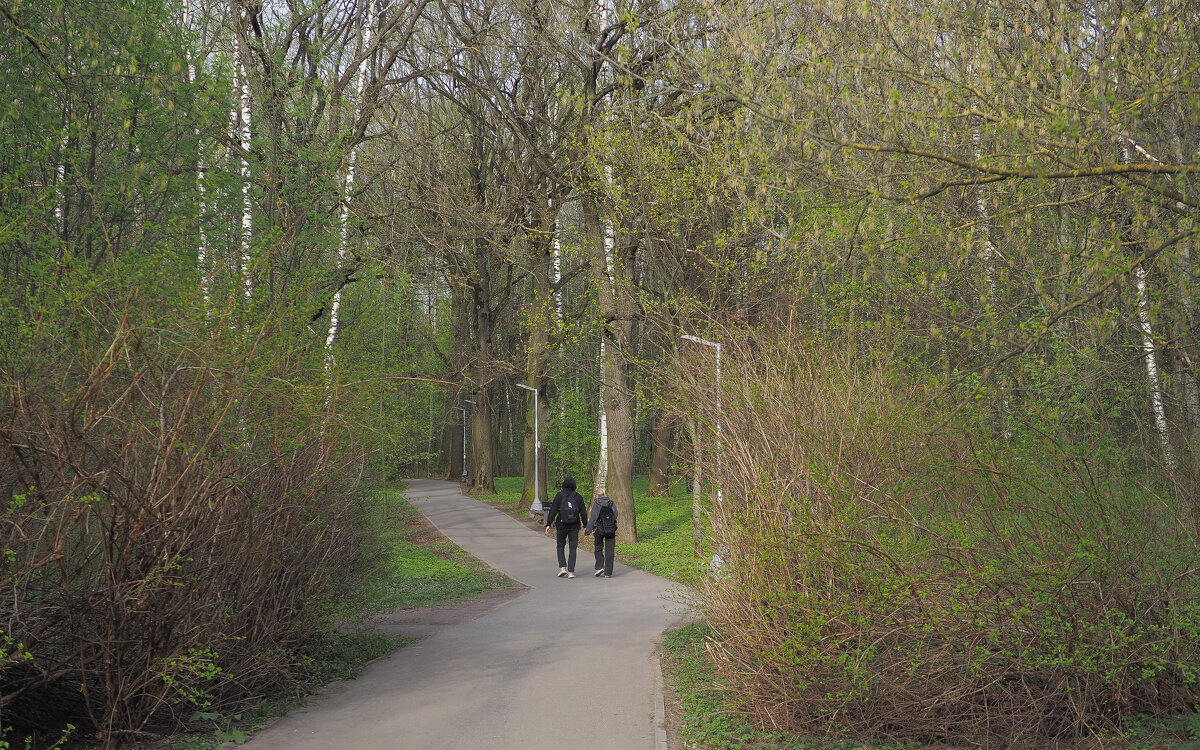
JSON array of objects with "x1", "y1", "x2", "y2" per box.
[
  {"x1": 674, "y1": 330, "x2": 1200, "y2": 747},
  {"x1": 0, "y1": 287, "x2": 371, "y2": 746}
]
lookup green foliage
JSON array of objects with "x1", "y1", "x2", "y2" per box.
[
  {"x1": 664, "y1": 624, "x2": 919, "y2": 750},
  {"x1": 348, "y1": 489, "x2": 511, "y2": 614},
  {"x1": 544, "y1": 357, "x2": 602, "y2": 484}
]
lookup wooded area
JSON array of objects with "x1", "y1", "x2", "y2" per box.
[{"x1": 2, "y1": 0, "x2": 1198, "y2": 746}]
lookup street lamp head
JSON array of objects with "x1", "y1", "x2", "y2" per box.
[
  {"x1": 515, "y1": 383, "x2": 536, "y2": 393},
  {"x1": 681, "y1": 334, "x2": 721, "y2": 351}
]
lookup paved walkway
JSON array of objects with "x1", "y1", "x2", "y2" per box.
[{"x1": 242, "y1": 480, "x2": 686, "y2": 750}]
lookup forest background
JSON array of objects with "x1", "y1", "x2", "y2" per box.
[{"x1": 2, "y1": 0, "x2": 1199, "y2": 747}]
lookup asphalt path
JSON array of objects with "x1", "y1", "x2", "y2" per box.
[{"x1": 242, "y1": 479, "x2": 686, "y2": 750}]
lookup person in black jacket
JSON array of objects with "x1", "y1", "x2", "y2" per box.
[
  {"x1": 544, "y1": 476, "x2": 586, "y2": 578},
  {"x1": 583, "y1": 492, "x2": 618, "y2": 577}
]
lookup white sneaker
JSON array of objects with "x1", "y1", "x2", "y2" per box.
[
  {"x1": 567, "y1": 572, "x2": 576, "y2": 579},
  {"x1": 557, "y1": 568, "x2": 567, "y2": 577},
  {"x1": 594, "y1": 569, "x2": 604, "y2": 577}
]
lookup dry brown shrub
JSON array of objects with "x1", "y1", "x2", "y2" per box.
[
  {"x1": 1, "y1": 298, "x2": 370, "y2": 747},
  {"x1": 670, "y1": 325, "x2": 1200, "y2": 748}
]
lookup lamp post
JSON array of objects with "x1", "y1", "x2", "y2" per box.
[
  {"x1": 453, "y1": 398, "x2": 475, "y2": 484},
  {"x1": 680, "y1": 335, "x2": 722, "y2": 504},
  {"x1": 681, "y1": 334, "x2": 723, "y2": 571},
  {"x1": 516, "y1": 383, "x2": 541, "y2": 514}
]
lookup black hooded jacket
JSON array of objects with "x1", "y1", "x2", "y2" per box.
[{"x1": 545, "y1": 476, "x2": 585, "y2": 529}]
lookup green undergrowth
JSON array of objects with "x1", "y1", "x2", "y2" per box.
[
  {"x1": 482, "y1": 475, "x2": 706, "y2": 583},
  {"x1": 663, "y1": 623, "x2": 1200, "y2": 749},
  {"x1": 662, "y1": 624, "x2": 921, "y2": 750},
  {"x1": 163, "y1": 485, "x2": 511, "y2": 749},
  {"x1": 359, "y1": 487, "x2": 512, "y2": 611}
]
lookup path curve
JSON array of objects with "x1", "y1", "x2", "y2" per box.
[{"x1": 242, "y1": 480, "x2": 686, "y2": 750}]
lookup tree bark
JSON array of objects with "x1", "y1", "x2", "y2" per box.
[
  {"x1": 583, "y1": 183, "x2": 639, "y2": 541},
  {"x1": 469, "y1": 390, "x2": 494, "y2": 493},
  {"x1": 467, "y1": 251, "x2": 497, "y2": 493},
  {"x1": 685, "y1": 415, "x2": 703, "y2": 543},
  {"x1": 522, "y1": 210, "x2": 554, "y2": 508},
  {"x1": 647, "y1": 410, "x2": 673, "y2": 497}
]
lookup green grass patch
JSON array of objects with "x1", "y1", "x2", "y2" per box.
[{"x1": 358, "y1": 488, "x2": 511, "y2": 612}]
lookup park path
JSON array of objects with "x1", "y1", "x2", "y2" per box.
[{"x1": 241, "y1": 480, "x2": 686, "y2": 750}]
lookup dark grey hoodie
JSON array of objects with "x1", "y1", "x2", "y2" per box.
[{"x1": 584, "y1": 494, "x2": 618, "y2": 536}]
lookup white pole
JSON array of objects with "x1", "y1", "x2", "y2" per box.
[
  {"x1": 681, "y1": 334, "x2": 724, "y2": 572},
  {"x1": 517, "y1": 383, "x2": 541, "y2": 513}
]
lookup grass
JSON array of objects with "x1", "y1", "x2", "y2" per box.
[{"x1": 356, "y1": 487, "x2": 512, "y2": 612}]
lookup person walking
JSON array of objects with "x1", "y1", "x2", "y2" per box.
[
  {"x1": 544, "y1": 476, "x2": 586, "y2": 578},
  {"x1": 584, "y1": 491, "x2": 618, "y2": 578}
]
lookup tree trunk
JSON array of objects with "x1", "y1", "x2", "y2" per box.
[
  {"x1": 444, "y1": 418, "x2": 461, "y2": 481},
  {"x1": 686, "y1": 415, "x2": 703, "y2": 543},
  {"x1": 324, "y1": 1, "x2": 373, "y2": 375},
  {"x1": 594, "y1": 338, "x2": 609, "y2": 492},
  {"x1": 584, "y1": 184, "x2": 638, "y2": 541},
  {"x1": 522, "y1": 213, "x2": 554, "y2": 508},
  {"x1": 1135, "y1": 260, "x2": 1176, "y2": 469},
  {"x1": 467, "y1": 254, "x2": 497, "y2": 493},
  {"x1": 469, "y1": 391, "x2": 494, "y2": 493},
  {"x1": 647, "y1": 410, "x2": 673, "y2": 497},
  {"x1": 233, "y1": 7, "x2": 252, "y2": 302}
]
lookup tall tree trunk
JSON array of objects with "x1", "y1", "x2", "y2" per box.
[
  {"x1": 584, "y1": 185, "x2": 638, "y2": 540},
  {"x1": 647, "y1": 410, "x2": 673, "y2": 497},
  {"x1": 233, "y1": 7, "x2": 252, "y2": 303},
  {"x1": 444, "y1": 418, "x2": 461, "y2": 481},
  {"x1": 183, "y1": 0, "x2": 210, "y2": 309},
  {"x1": 685, "y1": 415, "x2": 703, "y2": 543},
  {"x1": 1120, "y1": 142, "x2": 1176, "y2": 470},
  {"x1": 467, "y1": 251, "x2": 497, "y2": 493},
  {"x1": 1135, "y1": 260, "x2": 1176, "y2": 469},
  {"x1": 324, "y1": 0, "x2": 374, "y2": 373},
  {"x1": 594, "y1": 338, "x2": 609, "y2": 492},
  {"x1": 522, "y1": 209, "x2": 554, "y2": 508},
  {"x1": 468, "y1": 392, "x2": 493, "y2": 492}
]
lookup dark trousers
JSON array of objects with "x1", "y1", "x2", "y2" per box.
[
  {"x1": 593, "y1": 533, "x2": 615, "y2": 575},
  {"x1": 556, "y1": 526, "x2": 580, "y2": 571}
]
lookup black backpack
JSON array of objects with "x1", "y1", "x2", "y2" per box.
[
  {"x1": 596, "y1": 504, "x2": 617, "y2": 537},
  {"x1": 558, "y1": 492, "x2": 582, "y2": 525}
]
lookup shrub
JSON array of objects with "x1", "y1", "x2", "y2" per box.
[
  {"x1": 0, "y1": 277, "x2": 374, "y2": 747},
  {"x1": 672, "y1": 328, "x2": 1200, "y2": 747}
]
